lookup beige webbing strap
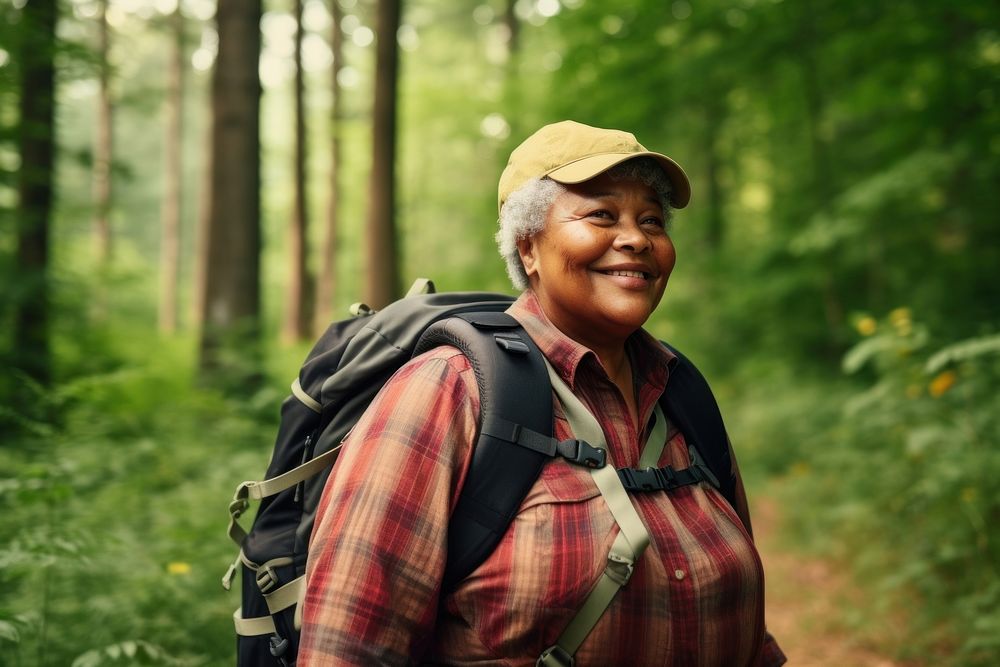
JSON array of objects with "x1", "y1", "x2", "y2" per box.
[
  {"x1": 638, "y1": 403, "x2": 668, "y2": 469},
  {"x1": 405, "y1": 277, "x2": 436, "y2": 297},
  {"x1": 263, "y1": 575, "x2": 304, "y2": 615},
  {"x1": 233, "y1": 607, "x2": 276, "y2": 637},
  {"x1": 226, "y1": 445, "x2": 344, "y2": 547},
  {"x1": 291, "y1": 378, "x2": 322, "y2": 414},
  {"x1": 538, "y1": 361, "x2": 651, "y2": 666}
]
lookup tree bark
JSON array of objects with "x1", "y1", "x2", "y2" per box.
[
  {"x1": 283, "y1": 0, "x2": 314, "y2": 342},
  {"x1": 315, "y1": 0, "x2": 344, "y2": 333},
  {"x1": 198, "y1": 0, "x2": 263, "y2": 380},
  {"x1": 158, "y1": 2, "x2": 185, "y2": 334},
  {"x1": 93, "y1": 0, "x2": 113, "y2": 267},
  {"x1": 14, "y1": 0, "x2": 58, "y2": 386},
  {"x1": 364, "y1": 0, "x2": 402, "y2": 309}
]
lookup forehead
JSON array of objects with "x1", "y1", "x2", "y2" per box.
[{"x1": 560, "y1": 173, "x2": 662, "y2": 206}]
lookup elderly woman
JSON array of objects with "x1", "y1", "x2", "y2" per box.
[{"x1": 298, "y1": 121, "x2": 785, "y2": 665}]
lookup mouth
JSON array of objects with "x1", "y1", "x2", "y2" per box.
[{"x1": 598, "y1": 269, "x2": 653, "y2": 280}]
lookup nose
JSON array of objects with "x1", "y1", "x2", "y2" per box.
[{"x1": 613, "y1": 218, "x2": 652, "y2": 253}]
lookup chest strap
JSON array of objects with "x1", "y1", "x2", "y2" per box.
[
  {"x1": 537, "y1": 360, "x2": 653, "y2": 667},
  {"x1": 617, "y1": 461, "x2": 716, "y2": 493}
]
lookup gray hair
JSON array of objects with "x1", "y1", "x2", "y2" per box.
[{"x1": 495, "y1": 157, "x2": 674, "y2": 290}]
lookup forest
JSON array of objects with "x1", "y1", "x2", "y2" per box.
[{"x1": 2, "y1": 0, "x2": 998, "y2": 664}]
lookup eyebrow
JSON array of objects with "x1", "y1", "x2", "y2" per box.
[{"x1": 588, "y1": 190, "x2": 662, "y2": 206}]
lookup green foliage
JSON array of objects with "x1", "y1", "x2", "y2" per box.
[
  {"x1": 1, "y1": 0, "x2": 998, "y2": 663},
  {"x1": 0, "y1": 326, "x2": 279, "y2": 665},
  {"x1": 777, "y1": 312, "x2": 1000, "y2": 665}
]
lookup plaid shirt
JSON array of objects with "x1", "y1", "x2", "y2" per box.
[{"x1": 300, "y1": 291, "x2": 786, "y2": 666}]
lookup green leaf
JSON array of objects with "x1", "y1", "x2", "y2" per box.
[
  {"x1": 0, "y1": 620, "x2": 19, "y2": 643},
  {"x1": 925, "y1": 333, "x2": 1000, "y2": 373}
]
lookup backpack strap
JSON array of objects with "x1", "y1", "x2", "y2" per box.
[
  {"x1": 659, "y1": 343, "x2": 738, "y2": 517},
  {"x1": 416, "y1": 312, "x2": 557, "y2": 591}
]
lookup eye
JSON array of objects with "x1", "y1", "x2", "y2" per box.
[
  {"x1": 641, "y1": 216, "x2": 665, "y2": 229},
  {"x1": 587, "y1": 209, "x2": 614, "y2": 220}
]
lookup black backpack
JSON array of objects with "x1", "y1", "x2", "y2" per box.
[{"x1": 223, "y1": 283, "x2": 736, "y2": 667}]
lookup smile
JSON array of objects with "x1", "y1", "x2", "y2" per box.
[{"x1": 600, "y1": 269, "x2": 651, "y2": 280}]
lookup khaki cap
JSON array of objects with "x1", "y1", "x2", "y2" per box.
[{"x1": 497, "y1": 120, "x2": 691, "y2": 213}]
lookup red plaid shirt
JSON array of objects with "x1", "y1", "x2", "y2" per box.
[{"x1": 300, "y1": 291, "x2": 786, "y2": 666}]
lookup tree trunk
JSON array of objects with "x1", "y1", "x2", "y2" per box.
[
  {"x1": 158, "y1": 2, "x2": 185, "y2": 334},
  {"x1": 283, "y1": 0, "x2": 314, "y2": 342},
  {"x1": 14, "y1": 0, "x2": 58, "y2": 387},
  {"x1": 364, "y1": 0, "x2": 401, "y2": 309},
  {"x1": 502, "y1": 0, "x2": 521, "y2": 140},
  {"x1": 198, "y1": 0, "x2": 262, "y2": 380},
  {"x1": 315, "y1": 0, "x2": 344, "y2": 333},
  {"x1": 93, "y1": 0, "x2": 113, "y2": 267}
]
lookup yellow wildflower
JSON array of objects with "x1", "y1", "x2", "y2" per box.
[
  {"x1": 889, "y1": 307, "x2": 912, "y2": 335},
  {"x1": 961, "y1": 487, "x2": 977, "y2": 503},
  {"x1": 855, "y1": 316, "x2": 877, "y2": 336},
  {"x1": 167, "y1": 562, "x2": 192, "y2": 575},
  {"x1": 928, "y1": 370, "x2": 957, "y2": 397},
  {"x1": 790, "y1": 461, "x2": 810, "y2": 477}
]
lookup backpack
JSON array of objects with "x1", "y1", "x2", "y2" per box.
[{"x1": 223, "y1": 280, "x2": 736, "y2": 667}]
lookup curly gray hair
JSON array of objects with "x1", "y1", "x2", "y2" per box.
[{"x1": 495, "y1": 157, "x2": 675, "y2": 290}]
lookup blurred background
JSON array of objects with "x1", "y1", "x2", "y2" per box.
[{"x1": 2, "y1": 0, "x2": 998, "y2": 664}]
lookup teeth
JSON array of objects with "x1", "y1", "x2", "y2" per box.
[{"x1": 605, "y1": 270, "x2": 647, "y2": 279}]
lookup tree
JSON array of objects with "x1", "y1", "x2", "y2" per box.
[
  {"x1": 92, "y1": 0, "x2": 113, "y2": 268},
  {"x1": 314, "y1": 0, "x2": 345, "y2": 333},
  {"x1": 14, "y1": 0, "x2": 58, "y2": 386},
  {"x1": 158, "y1": 1, "x2": 185, "y2": 334},
  {"x1": 364, "y1": 0, "x2": 402, "y2": 309},
  {"x1": 197, "y1": 0, "x2": 263, "y2": 379},
  {"x1": 283, "y1": 0, "x2": 314, "y2": 342}
]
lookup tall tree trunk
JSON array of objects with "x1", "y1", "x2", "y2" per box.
[
  {"x1": 502, "y1": 0, "x2": 520, "y2": 139},
  {"x1": 158, "y1": 2, "x2": 185, "y2": 334},
  {"x1": 198, "y1": 0, "x2": 262, "y2": 380},
  {"x1": 14, "y1": 0, "x2": 58, "y2": 387},
  {"x1": 364, "y1": 0, "x2": 401, "y2": 309},
  {"x1": 315, "y1": 0, "x2": 344, "y2": 333},
  {"x1": 93, "y1": 0, "x2": 113, "y2": 267},
  {"x1": 191, "y1": 100, "x2": 213, "y2": 330},
  {"x1": 283, "y1": 0, "x2": 313, "y2": 342}
]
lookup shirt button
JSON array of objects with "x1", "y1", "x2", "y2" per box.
[{"x1": 674, "y1": 569, "x2": 686, "y2": 580}]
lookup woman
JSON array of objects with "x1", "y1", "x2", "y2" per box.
[{"x1": 299, "y1": 121, "x2": 785, "y2": 666}]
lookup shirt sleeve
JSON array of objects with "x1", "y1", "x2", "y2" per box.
[
  {"x1": 729, "y1": 440, "x2": 788, "y2": 667},
  {"x1": 298, "y1": 348, "x2": 479, "y2": 666}
]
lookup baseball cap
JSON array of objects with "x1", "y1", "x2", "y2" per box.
[{"x1": 497, "y1": 120, "x2": 691, "y2": 213}]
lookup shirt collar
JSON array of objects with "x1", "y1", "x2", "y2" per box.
[{"x1": 506, "y1": 290, "x2": 676, "y2": 394}]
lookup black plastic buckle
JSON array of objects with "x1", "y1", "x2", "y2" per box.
[
  {"x1": 269, "y1": 634, "x2": 289, "y2": 657},
  {"x1": 619, "y1": 467, "x2": 662, "y2": 492},
  {"x1": 494, "y1": 334, "x2": 530, "y2": 354},
  {"x1": 560, "y1": 439, "x2": 606, "y2": 468}
]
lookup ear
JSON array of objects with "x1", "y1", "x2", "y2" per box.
[{"x1": 517, "y1": 236, "x2": 539, "y2": 280}]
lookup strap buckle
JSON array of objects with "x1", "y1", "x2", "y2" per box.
[
  {"x1": 537, "y1": 643, "x2": 575, "y2": 667},
  {"x1": 557, "y1": 439, "x2": 606, "y2": 469},
  {"x1": 605, "y1": 552, "x2": 636, "y2": 587}
]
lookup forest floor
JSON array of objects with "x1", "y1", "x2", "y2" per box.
[{"x1": 754, "y1": 492, "x2": 920, "y2": 667}]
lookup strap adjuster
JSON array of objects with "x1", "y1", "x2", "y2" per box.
[
  {"x1": 605, "y1": 552, "x2": 636, "y2": 587},
  {"x1": 556, "y1": 439, "x2": 606, "y2": 468},
  {"x1": 537, "y1": 643, "x2": 575, "y2": 667}
]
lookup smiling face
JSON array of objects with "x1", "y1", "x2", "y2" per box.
[{"x1": 517, "y1": 172, "x2": 676, "y2": 350}]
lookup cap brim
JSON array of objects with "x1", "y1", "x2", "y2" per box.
[{"x1": 546, "y1": 152, "x2": 691, "y2": 209}]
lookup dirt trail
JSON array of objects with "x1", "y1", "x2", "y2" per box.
[{"x1": 753, "y1": 495, "x2": 915, "y2": 667}]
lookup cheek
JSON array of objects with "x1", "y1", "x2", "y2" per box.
[{"x1": 657, "y1": 237, "x2": 677, "y2": 275}]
